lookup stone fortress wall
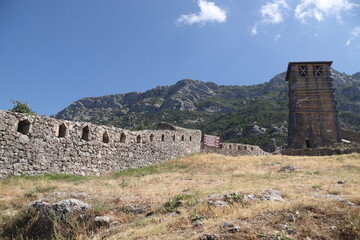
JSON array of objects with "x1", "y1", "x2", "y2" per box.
[
  {"x1": 0, "y1": 110, "x2": 266, "y2": 178},
  {"x1": 202, "y1": 143, "x2": 267, "y2": 156},
  {"x1": 0, "y1": 110, "x2": 201, "y2": 177}
]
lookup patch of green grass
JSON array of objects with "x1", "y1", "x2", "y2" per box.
[
  {"x1": 91, "y1": 201, "x2": 113, "y2": 215},
  {"x1": 174, "y1": 164, "x2": 188, "y2": 169},
  {"x1": 161, "y1": 162, "x2": 190, "y2": 172},
  {"x1": 162, "y1": 194, "x2": 194, "y2": 213},
  {"x1": 24, "y1": 185, "x2": 57, "y2": 198},
  {"x1": 312, "y1": 185, "x2": 322, "y2": 190},
  {"x1": 1, "y1": 214, "x2": 11, "y2": 224},
  {"x1": 113, "y1": 166, "x2": 159, "y2": 177},
  {"x1": 15, "y1": 174, "x2": 89, "y2": 181},
  {"x1": 223, "y1": 192, "x2": 244, "y2": 204}
]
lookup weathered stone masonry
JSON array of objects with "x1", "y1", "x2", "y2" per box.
[
  {"x1": 0, "y1": 110, "x2": 201, "y2": 177},
  {"x1": 202, "y1": 143, "x2": 266, "y2": 156},
  {"x1": 286, "y1": 61, "x2": 341, "y2": 149}
]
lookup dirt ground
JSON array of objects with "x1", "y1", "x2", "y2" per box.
[{"x1": 0, "y1": 153, "x2": 359, "y2": 239}]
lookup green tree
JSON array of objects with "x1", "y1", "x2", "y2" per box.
[{"x1": 9, "y1": 100, "x2": 36, "y2": 115}]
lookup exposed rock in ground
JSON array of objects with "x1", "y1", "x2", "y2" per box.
[
  {"x1": 51, "y1": 192, "x2": 66, "y2": 197},
  {"x1": 50, "y1": 198, "x2": 92, "y2": 218},
  {"x1": 199, "y1": 233, "x2": 220, "y2": 240},
  {"x1": 124, "y1": 204, "x2": 147, "y2": 214},
  {"x1": 193, "y1": 221, "x2": 204, "y2": 227},
  {"x1": 28, "y1": 199, "x2": 50, "y2": 209},
  {"x1": 279, "y1": 165, "x2": 297, "y2": 172},
  {"x1": 221, "y1": 222, "x2": 241, "y2": 233},
  {"x1": 312, "y1": 194, "x2": 356, "y2": 206},
  {"x1": 4, "y1": 199, "x2": 94, "y2": 240},
  {"x1": 207, "y1": 200, "x2": 228, "y2": 207},
  {"x1": 94, "y1": 216, "x2": 111, "y2": 226},
  {"x1": 69, "y1": 192, "x2": 89, "y2": 199},
  {"x1": 261, "y1": 190, "x2": 284, "y2": 202}
]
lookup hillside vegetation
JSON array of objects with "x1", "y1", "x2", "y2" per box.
[
  {"x1": 1, "y1": 154, "x2": 359, "y2": 239},
  {"x1": 55, "y1": 69, "x2": 360, "y2": 150}
]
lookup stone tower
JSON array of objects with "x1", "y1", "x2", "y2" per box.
[{"x1": 285, "y1": 61, "x2": 341, "y2": 149}]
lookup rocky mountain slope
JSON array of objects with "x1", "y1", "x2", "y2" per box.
[{"x1": 55, "y1": 69, "x2": 360, "y2": 150}]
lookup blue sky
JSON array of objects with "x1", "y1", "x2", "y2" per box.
[{"x1": 1, "y1": 0, "x2": 359, "y2": 115}]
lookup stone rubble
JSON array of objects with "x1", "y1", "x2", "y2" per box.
[
  {"x1": 260, "y1": 190, "x2": 284, "y2": 202},
  {"x1": 199, "y1": 233, "x2": 220, "y2": 240}
]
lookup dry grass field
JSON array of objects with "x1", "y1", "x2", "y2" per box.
[{"x1": 0, "y1": 153, "x2": 359, "y2": 239}]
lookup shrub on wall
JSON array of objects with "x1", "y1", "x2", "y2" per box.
[{"x1": 9, "y1": 100, "x2": 36, "y2": 115}]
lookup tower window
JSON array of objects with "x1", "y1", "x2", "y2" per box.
[
  {"x1": 298, "y1": 66, "x2": 308, "y2": 77},
  {"x1": 103, "y1": 131, "x2": 110, "y2": 143},
  {"x1": 313, "y1": 65, "x2": 323, "y2": 76},
  {"x1": 161, "y1": 134, "x2": 165, "y2": 142},
  {"x1": 120, "y1": 133, "x2": 126, "y2": 143},
  {"x1": 17, "y1": 120, "x2": 31, "y2": 135},
  {"x1": 137, "y1": 135, "x2": 141, "y2": 143},
  {"x1": 58, "y1": 123, "x2": 67, "y2": 138},
  {"x1": 173, "y1": 135, "x2": 176, "y2": 141},
  {"x1": 81, "y1": 126, "x2": 90, "y2": 141}
]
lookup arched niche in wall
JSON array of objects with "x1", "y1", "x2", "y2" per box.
[
  {"x1": 181, "y1": 135, "x2": 185, "y2": 142},
  {"x1": 17, "y1": 120, "x2": 31, "y2": 135},
  {"x1": 103, "y1": 131, "x2": 110, "y2": 143},
  {"x1": 81, "y1": 126, "x2": 90, "y2": 141},
  {"x1": 229, "y1": 145, "x2": 232, "y2": 150},
  {"x1": 172, "y1": 135, "x2": 176, "y2": 141},
  {"x1": 189, "y1": 136, "x2": 192, "y2": 141},
  {"x1": 150, "y1": 134, "x2": 154, "y2": 142},
  {"x1": 58, "y1": 123, "x2": 67, "y2": 138},
  {"x1": 238, "y1": 146, "x2": 241, "y2": 150},
  {"x1": 137, "y1": 135, "x2": 141, "y2": 143},
  {"x1": 161, "y1": 134, "x2": 165, "y2": 142},
  {"x1": 120, "y1": 133, "x2": 126, "y2": 143}
]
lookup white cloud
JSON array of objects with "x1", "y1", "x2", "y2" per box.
[
  {"x1": 274, "y1": 33, "x2": 282, "y2": 43},
  {"x1": 352, "y1": 26, "x2": 360, "y2": 37},
  {"x1": 260, "y1": 0, "x2": 290, "y2": 24},
  {"x1": 295, "y1": 0, "x2": 358, "y2": 23},
  {"x1": 346, "y1": 26, "x2": 360, "y2": 46},
  {"x1": 177, "y1": 0, "x2": 227, "y2": 25},
  {"x1": 251, "y1": 24, "x2": 258, "y2": 35},
  {"x1": 250, "y1": 0, "x2": 289, "y2": 36}
]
